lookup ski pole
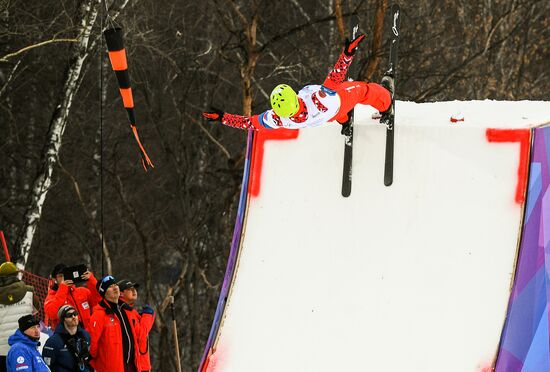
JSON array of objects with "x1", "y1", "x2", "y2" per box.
[
  {"x1": 0, "y1": 231, "x2": 10, "y2": 261},
  {"x1": 170, "y1": 296, "x2": 183, "y2": 372}
]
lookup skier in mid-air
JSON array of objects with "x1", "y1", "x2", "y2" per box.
[{"x1": 202, "y1": 33, "x2": 392, "y2": 131}]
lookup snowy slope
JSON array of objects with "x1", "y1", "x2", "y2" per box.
[{"x1": 202, "y1": 100, "x2": 550, "y2": 372}]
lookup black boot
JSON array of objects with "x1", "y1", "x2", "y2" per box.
[
  {"x1": 380, "y1": 74, "x2": 394, "y2": 95},
  {"x1": 341, "y1": 118, "x2": 353, "y2": 136},
  {"x1": 379, "y1": 75, "x2": 394, "y2": 125}
]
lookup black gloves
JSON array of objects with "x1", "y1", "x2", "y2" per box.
[
  {"x1": 202, "y1": 108, "x2": 225, "y2": 121},
  {"x1": 344, "y1": 33, "x2": 366, "y2": 56}
]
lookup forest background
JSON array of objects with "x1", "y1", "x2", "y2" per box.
[{"x1": 1, "y1": 0, "x2": 549, "y2": 370}]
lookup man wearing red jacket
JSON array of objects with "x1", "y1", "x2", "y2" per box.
[
  {"x1": 44, "y1": 263, "x2": 101, "y2": 330},
  {"x1": 118, "y1": 279, "x2": 155, "y2": 372},
  {"x1": 89, "y1": 275, "x2": 145, "y2": 372}
]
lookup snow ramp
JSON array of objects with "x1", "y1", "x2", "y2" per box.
[{"x1": 199, "y1": 101, "x2": 550, "y2": 372}]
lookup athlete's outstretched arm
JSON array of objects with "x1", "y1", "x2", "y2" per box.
[
  {"x1": 203, "y1": 109, "x2": 261, "y2": 130},
  {"x1": 203, "y1": 109, "x2": 272, "y2": 130}
]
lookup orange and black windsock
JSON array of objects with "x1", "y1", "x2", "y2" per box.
[{"x1": 104, "y1": 27, "x2": 154, "y2": 171}]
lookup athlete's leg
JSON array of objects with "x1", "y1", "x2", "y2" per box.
[
  {"x1": 330, "y1": 81, "x2": 391, "y2": 123},
  {"x1": 361, "y1": 82, "x2": 392, "y2": 112}
]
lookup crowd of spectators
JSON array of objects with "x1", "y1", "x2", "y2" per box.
[{"x1": 0, "y1": 261, "x2": 156, "y2": 372}]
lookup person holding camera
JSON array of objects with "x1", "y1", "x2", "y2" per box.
[
  {"x1": 42, "y1": 305, "x2": 91, "y2": 372},
  {"x1": 44, "y1": 264, "x2": 101, "y2": 331}
]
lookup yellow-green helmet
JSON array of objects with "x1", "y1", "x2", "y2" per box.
[
  {"x1": 0, "y1": 262, "x2": 18, "y2": 277},
  {"x1": 270, "y1": 84, "x2": 299, "y2": 118}
]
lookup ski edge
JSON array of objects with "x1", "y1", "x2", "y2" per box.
[
  {"x1": 341, "y1": 16, "x2": 360, "y2": 198},
  {"x1": 383, "y1": 4, "x2": 400, "y2": 187}
]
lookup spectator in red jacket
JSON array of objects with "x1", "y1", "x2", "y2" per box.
[
  {"x1": 44, "y1": 264, "x2": 101, "y2": 331},
  {"x1": 89, "y1": 276, "x2": 142, "y2": 372},
  {"x1": 118, "y1": 279, "x2": 155, "y2": 372}
]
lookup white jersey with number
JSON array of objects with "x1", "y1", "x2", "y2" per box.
[
  {"x1": 0, "y1": 291, "x2": 33, "y2": 356},
  {"x1": 259, "y1": 85, "x2": 341, "y2": 129}
]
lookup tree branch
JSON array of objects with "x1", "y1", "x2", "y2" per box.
[
  {"x1": 0, "y1": 60, "x2": 21, "y2": 98},
  {"x1": 0, "y1": 38, "x2": 78, "y2": 62}
]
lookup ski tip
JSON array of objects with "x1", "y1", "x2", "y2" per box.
[
  {"x1": 342, "y1": 182, "x2": 352, "y2": 197},
  {"x1": 384, "y1": 178, "x2": 393, "y2": 187}
]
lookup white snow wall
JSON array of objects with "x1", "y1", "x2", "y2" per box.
[{"x1": 200, "y1": 101, "x2": 550, "y2": 372}]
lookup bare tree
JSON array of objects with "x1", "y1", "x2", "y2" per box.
[
  {"x1": 14, "y1": 0, "x2": 101, "y2": 268},
  {"x1": 2, "y1": 1, "x2": 549, "y2": 371}
]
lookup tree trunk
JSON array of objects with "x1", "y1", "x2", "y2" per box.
[
  {"x1": 241, "y1": 15, "x2": 259, "y2": 116},
  {"x1": 334, "y1": 0, "x2": 345, "y2": 40},
  {"x1": 362, "y1": 0, "x2": 388, "y2": 81},
  {"x1": 15, "y1": 0, "x2": 100, "y2": 269}
]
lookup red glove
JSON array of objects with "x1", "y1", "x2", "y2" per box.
[
  {"x1": 344, "y1": 33, "x2": 366, "y2": 56},
  {"x1": 202, "y1": 108, "x2": 224, "y2": 121}
]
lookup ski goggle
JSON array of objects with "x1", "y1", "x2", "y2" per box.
[
  {"x1": 101, "y1": 275, "x2": 115, "y2": 284},
  {"x1": 98, "y1": 275, "x2": 117, "y2": 294}
]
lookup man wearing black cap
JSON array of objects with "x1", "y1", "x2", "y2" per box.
[
  {"x1": 42, "y1": 305, "x2": 91, "y2": 371},
  {"x1": 117, "y1": 280, "x2": 155, "y2": 372},
  {"x1": 44, "y1": 263, "x2": 101, "y2": 331},
  {"x1": 117, "y1": 280, "x2": 139, "y2": 307},
  {"x1": 89, "y1": 276, "x2": 142, "y2": 372},
  {"x1": 6, "y1": 315, "x2": 50, "y2": 371}
]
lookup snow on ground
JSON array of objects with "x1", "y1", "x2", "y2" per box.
[{"x1": 205, "y1": 100, "x2": 550, "y2": 372}]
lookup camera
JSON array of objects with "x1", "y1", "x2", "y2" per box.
[{"x1": 62, "y1": 264, "x2": 88, "y2": 284}]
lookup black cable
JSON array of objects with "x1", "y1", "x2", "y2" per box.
[{"x1": 100, "y1": 0, "x2": 105, "y2": 277}]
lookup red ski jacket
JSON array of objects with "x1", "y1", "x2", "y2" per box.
[
  {"x1": 44, "y1": 274, "x2": 101, "y2": 330},
  {"x1": 138, "y1": 311, "x2": 155, "y2": 372},
  {"x1": 88, "y1": 299, "x2": 143, "y2": 372},
  {"x1": 121, "y1": 299, "x2": 155, "y2": 371}
]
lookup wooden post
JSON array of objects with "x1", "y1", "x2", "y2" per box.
[{"x1": 170, "y1": 296, "x2": 183, "y2": 372}]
